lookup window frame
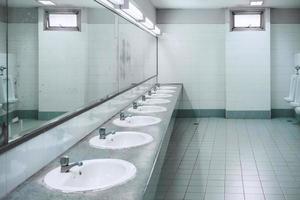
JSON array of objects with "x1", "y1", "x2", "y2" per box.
[
  {"x1": 230, "y1": 9, "x2": 265, "y2": 32},
  {"x1": 44, "y1": 9, "x2": 81, "y2": 31}
]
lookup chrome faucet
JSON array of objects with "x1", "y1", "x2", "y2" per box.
[
  {"x1": 133, "y1": 101, "x2": 142, "y2": 109},
  {"x1": 99, "y1": 127, "x2": 116, "y2": 139},
  {"x1": 60, "y1": 156, "x2": 83, "y2": 173},
  {"x1": 120, "y1": 111, "x2": 131, "y2": 121}
]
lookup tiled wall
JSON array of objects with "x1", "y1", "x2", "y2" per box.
[
  {"x1": 118, "y1": 18, "x2": 157, "y2": 91},
  {"x1": 158, "y1": 9, "x2": 299, "y2": 114},
  {"x1": 225, "y1": 9, "x2": 271, "y2": 112},
  {"x1": 271, "y1": 9, "x2": 300, "y2": 109},
  {"x1": 0, "y1": 77, "x2": 156, "y2": 199},
  {"x1": 8, "y1": 17, "x2": 38, "y2": 111},
  {"x1": 38, "y1": 8, "x2": 89, "y2": 113},
  {"x1": 86, "y1": 9, "x2": 118, "y2": 103},
  {"x1": 158, "y1": 23, "x2": 225, "y2": 110}
]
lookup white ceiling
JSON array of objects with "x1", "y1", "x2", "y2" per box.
[
  {"x1": 6, "y1": 0, "x2": 104, "y2": 8},
  {"x1": 150, "y1": 0, "x2": 300, "y2": 9}
]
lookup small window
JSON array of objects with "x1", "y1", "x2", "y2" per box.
[
  {"x1": 44, "y1": 10, "x2": 81, "y2": 31},
  {"x1": 231, "y1": 10, "x2": 265, "y2": 31}
]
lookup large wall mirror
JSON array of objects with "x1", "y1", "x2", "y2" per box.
[{"x1": 0, "y1": 0, "x2": 157, "y2": 149}]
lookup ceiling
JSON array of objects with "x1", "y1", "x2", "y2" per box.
[
  {"x1": 150, "y1": 0, "x2": 300, "y2": 9},
  {"x1": 6, "y1": 0, "x2": 104, "y2": 8}
]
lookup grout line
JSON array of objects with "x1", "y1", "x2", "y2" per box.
[
  {"x1": 244, "y1": 119, "x2": 267, "y2": 200},
  {"x1": 183, "y1": 118, "x2": 209, "y2": 200},
  {"x1": 162, "y1": 118, "x2": 201, "y2": 200},
  {"x1": 235, "y1": 119, "x2": 246, "y2": 200}
]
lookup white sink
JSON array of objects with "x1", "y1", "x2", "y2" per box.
[
  {"x1": 44, "y1": 159, "x2": 136, "y2": 193},
  {"x1": 89, "y1": 131, "x2": 153, "y2": 149},
  {"x1": 113, "y1": 116, "x2": 161, "y2": 128},
  {"x1": 138, "y1": 98, "x2": 171, "y2": 105},
  {"x1": 156, "y1": 89, "x2": 176, "y2": 94},
  {"x1": 159, "y1": 86, "x2": 177, "y2": 90},
  {"x1": 128, "y1": 106, "x2": 167, "y2": 114},
  {"x1": 146, "y1": 93, "x2": 173, "y2": 98}
]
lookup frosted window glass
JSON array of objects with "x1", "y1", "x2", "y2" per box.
[
  {"x1": 234, "y1": 14, "x2": 261, "y2": 28},
  {"x1": 49, "y1": 14, "x2": 78, "y2": 27}
]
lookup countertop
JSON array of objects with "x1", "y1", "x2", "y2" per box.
[{"x1": 3, "y1": 84, "x2": 182, "y2": 200}]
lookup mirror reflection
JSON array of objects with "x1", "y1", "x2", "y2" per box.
[
  {"x1": 6, "y1": 0, "x2": 118, "y2": 141},
  {"x1": 118, "y1": 16, "x2": 157, "y2": 91},
  {"x1": 0, "y1": 0, "x2": 7, "y2": 145},
  {"x1": 0, "y1": 0, "x2": 157, "y2": 145}
]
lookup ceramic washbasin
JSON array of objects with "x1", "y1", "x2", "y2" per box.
[
  {"x1": 89, "y1": 131, "x2": 153, "y2": 149},
  {"x1": 128, "y1": 105, "x2": 167, "y2": 114},
  {"x1": 146, "y1": 93, "x2": 173, "y2": 98},
  {"x1": 44, "y1": 159, "x2": 136, "y2": 193},
  {"x1": 113, "y1": 116, "x2": 161, "y2": 128},
  {"x1": 156, "y1": 89, "x2": 176, "y2": 94},
  {"x1": 159, "y1": 86, "x2": 177, "y2": 90},
  {"x1": 138, "y1": 98, "x2": 171, "y2": 105}
]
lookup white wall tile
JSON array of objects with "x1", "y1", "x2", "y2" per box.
[
  {"x1": 271, "y1": 24, "x2": 300, "y2": 109},
  {"x1": 158, "y1": 24, "x2": 225, "y2": 109}
]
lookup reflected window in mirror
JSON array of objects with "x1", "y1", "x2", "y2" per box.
[{"x1": 44, "y1": 9, "x2": 81, "y2": 31}]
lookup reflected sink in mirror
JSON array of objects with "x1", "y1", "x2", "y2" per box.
[
  {"x1": 138, "y1": 98, "x2": 171, "y2": 105},
  {"x1": 159, "y1": 86, "x2": 177, "y2": 90},
  {"x1": 146, "y1": 93, "x2": 173, "y2": 98},
  {"x1": 128, "y1": 106, "x2": 167, "y2": 114},
  {"x1": 44, "y1": 159, "x2": 136, "y2": 193},
  {"x1": 89, "y1": 131, "x2": 153, "y2": 149},
  {"x1": 113, "y1": 116, "x2": 161, "y2": 128},
  {"x1": 156, "y1": 89, "x2": 176, "y2": 94}
]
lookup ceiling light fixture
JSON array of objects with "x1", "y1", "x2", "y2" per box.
[
  {"x1": 141, "y1": 17, "x2": 154, "y2": 29},
  {"x1": 153, "y1": 26, "x2": 161, "y2": 35},
  {"x1": 250, "y1": 1, "x2": 264, "y2": 6},
  {"x1": 37, "y1": 0, "x2": 56, "y2": 6},
  {"x1": 107, "y1": 0, "x2": 125, "y2": 5},
  {"x1": 121, "y1": 1, "x2": 144, "y2": 21}
]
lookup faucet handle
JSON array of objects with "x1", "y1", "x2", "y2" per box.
[
  {"x1": 60, "y1": 156, "x2": 69, "y2": 167},
  {"x1": 142, "y1": 95, "x2": 146, "y2": 101},
  {"x1": 148, "y1": 90, "x2": 152, "y2": 96},
  {"x1": 133, "y1": 101, "x2": 138, "y2": 109},
  {"x1": 99, "y1": 127, "x2": 106, "y2": 138}
]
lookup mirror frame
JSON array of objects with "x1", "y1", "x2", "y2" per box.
[{"x1": 0, "y1": 0, "x2": 158, "y2": 154}]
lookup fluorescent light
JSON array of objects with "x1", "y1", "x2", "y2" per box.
[
  {"x1": 250, "y1": 1, "x2": 263, "y2": 6},
  {"x1": 153, "y1": 26, "x2": 161, "y2": 35},
  {"x1": 98, "y1": 0, "x2": 114, "y2": 8},
  {"x1": 121, "y1": 2, "x2": 144, "y2": 21},
  {"x1": 38, "y1": 0, "x2": 55, "y2": 6},
  {"x1": 108, "y1": 0, "x2": 125, "y2": 5},
  {"x1": 142, "y1": 17, "x2": 154, "y2": 29}
]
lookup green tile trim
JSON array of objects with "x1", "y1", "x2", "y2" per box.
[
  {"x1": 271, "y1": 109, "x2": 295, "y2": 118},
  {"x1": 38, "y1": 112, "x2": 66, "y2": 121},
  {"x1": 176, "y1": 109, "x2": 225, "y2": 118},
  {"x1": 226, "y1": 110, "x2": 271, "y2": 119},
  {"x1": 176, "y1": 109, "x2": 292, "y2": 119},
  {"x1": 17, "y1": 110, "x2": 38, "y2": 119}
]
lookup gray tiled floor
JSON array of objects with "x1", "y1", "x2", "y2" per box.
[{"x1": 154, "y1": 118, "x2": 300, "y2": 200}]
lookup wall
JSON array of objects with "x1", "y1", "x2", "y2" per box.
[
  {"x1": 86, "y1": 8, "x2": 118, "y2": 103},
  {"x1": 225, "y1": 9, "x2": 271, "y2": 118},
  {"x1": 271, "y1": 9, "x2": 300, "y2": 113},
  {"x1": 7, "y1": 8, "x2": 38, "y2": 113},
  {"x1": 158, "y1": 8, "x2": 299, "y2": 118},
  {"x1": 158, "y1": 9, "x2": 226, "y2": 115},
  {"x1": 38, "y1": 8, "x2": 88, "y2": 115}
]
